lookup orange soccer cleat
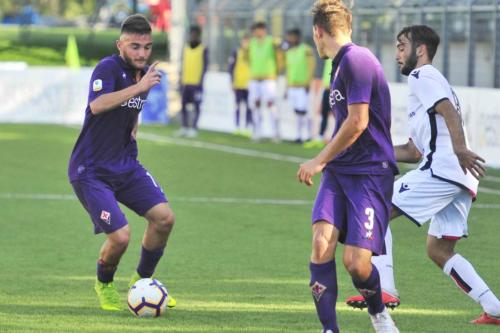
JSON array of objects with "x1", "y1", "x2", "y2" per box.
[
  {"x1": 470, "y1": 313, "x2": 500, "y2": 325},
  {"x1": 346, "y1": 291, "x2": 400, "y2": 310}
]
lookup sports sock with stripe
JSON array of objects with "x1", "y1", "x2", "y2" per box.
[{"x1": 443, "y1": 253, "x2": 500, "y2": 316}]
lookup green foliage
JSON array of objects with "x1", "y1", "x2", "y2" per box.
[
  {"x1": 0, "y1": 124, "x2": 499, "y2": 332},
  {"x1": 0, "y1": 25, "x2": 168, "y2": 66}
]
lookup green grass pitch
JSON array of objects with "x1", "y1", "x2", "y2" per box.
[{"x1": 0, "y1": 124, "x2": 499, "y2": 333}]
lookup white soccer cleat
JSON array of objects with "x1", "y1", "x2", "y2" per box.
[{"x1": 370, "y1": 308, "x2": 399, "y2": 333}]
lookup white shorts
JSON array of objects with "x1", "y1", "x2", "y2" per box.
[
  {"x1": 287, "y1": 87, "x2": 309, "y2": 113},
  {"x1": 392, "y1": 169, "x2": 472, "y2": 239},
  {"x1": 248, "y1": 80, "x2": 277, "y2": 109}
]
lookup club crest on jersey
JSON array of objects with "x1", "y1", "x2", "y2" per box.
[
  {"x1": 93, "y1": 79, "x2": 103, "y2": 91},
  {"x1": 399, "y1": 183, "x2": 410, "y2": 193},
  {"x1": 411, "y1": 70, "x2": 420, "y2": 79},
  {"x1": 311, "y1": 281, "x2": 327, "y2": 302},
  {"x1": 100, "y1": 210, "x2": 111, "y2": 224}
]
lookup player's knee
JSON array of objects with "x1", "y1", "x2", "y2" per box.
[
  {"x1": 427, "y1": 238, "x2": 456, "y2": 268},
  {"x1": 109, "y1": 227, "x2": 130, "y2": 250},
  {"x1": 151, "y1": 209, "x2": 175, "y2": 234},
  {"x1": 344, "y1": 260, "x2": 371, "y2": 281},
  {"x1": 311, "y1": 237, "x2": 335, "y2": 263}
]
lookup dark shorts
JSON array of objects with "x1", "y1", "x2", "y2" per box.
[
  {"x1": 71, "y1": 165, "x2": 168, "y2": 234},
  {"x1": 235, "y1": 89, "x2": 249, "y2": 104},
  {"x1": 182, "y1": 84, "x2": 203, "y2": 105},
  {"x1": 311, "y1": 170, "x2": 394, "y2": 255}
]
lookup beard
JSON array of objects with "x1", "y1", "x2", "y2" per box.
[
  {"x1": 401, "y1": 47, "x2": 418, "y2": 76},
  {"x1": 123, "y1": 52, "x2": 147, "y2": 70}
]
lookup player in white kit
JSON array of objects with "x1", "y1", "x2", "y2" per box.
[{"x1": 345, "y1": 25, "x2": 500, "y2": 325}]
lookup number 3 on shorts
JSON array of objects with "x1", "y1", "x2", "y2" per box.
[{"x1": 364, "y1": 207, "x2": 375, "y2": 239}]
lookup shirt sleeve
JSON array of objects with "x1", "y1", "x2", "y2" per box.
[
  {"x1": 341, "y1": 55, "x2": 374, "y2": 105},
  {"x1": 87, "y1": 60, "x2": 117, "y2": 103},
  {"x1": 408, "y1": 72, "x2": 449, "y2": 113}
]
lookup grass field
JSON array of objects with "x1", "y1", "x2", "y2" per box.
[{"x1": 1, "y1": 123, "x2": 500, "y2": 333}]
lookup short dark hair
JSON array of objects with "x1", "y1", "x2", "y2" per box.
[
  {"x1": 287, "y1": 28, "x2": 302, "y2": 38},
  {"x1": 397, "y1": 25, "x2": 440, "y2": 61},
  {"x1": 190, "y1": 24, "x2": 202, "y2": 35},
  {"x1": 251, "y1": 21, "x2": 267, "y2": 31},
  {"x1": 121, "y1": 14, "x2": 152, "y2": 35}
]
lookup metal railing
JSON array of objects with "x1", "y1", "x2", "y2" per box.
[{"x1": 187, "y1": 0, "x2": 500, "y2": 88}]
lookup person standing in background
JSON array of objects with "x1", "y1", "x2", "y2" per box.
[
  {"x1": 247, "y1": 21, "x2": 283, "y2": 141},
  {"x1": 284, "y1": 28, "x2": 316, "y2": 143},
  {"x1": 228, "y1": 34, "x2": 252, "y2": 137},
  {"x1": 179, "y1": 25, "x2": 208, "y2": 138}
]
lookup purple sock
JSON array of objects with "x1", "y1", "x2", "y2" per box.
[
  {"x1": 97, "y1": 259, "x2": 117, "y2": 283},
  {"x1": 352, "y1": 264, "x2": 384, "y2": 315},
  {"x1": 310, "y1": 260, "x2": 339, "y2": 333},
  {"x1": 136, "y1": 246, "x2": 164, "y2": 278}
]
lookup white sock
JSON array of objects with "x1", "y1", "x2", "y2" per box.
[
  {"x1": 443, "y1": 253, "x2": 500, "y2": 316},
  {"x1": 371, "y1": 227, "x2": 398, "y2": 296}
]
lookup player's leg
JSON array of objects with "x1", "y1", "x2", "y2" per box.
[
  {"x1": 243, "y1": 89, "x2": 253, "y2": 129},
  {"x1": 311, "y1": 222, "x2": 340, "y2": 333},
  {"x1": 339, "y1": 173, "x2": 398, "y2": 332},
  {"x1": 427, "y1": 191, "x2": 500, "y2": 324},
  {"x1": 248, "y1": 80, "x2": 262, "y2": 140},
  {"x1": 72, "y1": 178, "x2": 130, "y2": 311},
  {"x1": 179, "y1": 85, "x2": 190, "y2": 136},
  {"x1": 234, "y1": 89, "x2": 242, "y2": 130},
  {"x1": 190, "y1": 86, "x2": 203, "y2": 137},
  {"x1": 116, "y1": 166, "x2": 177, "y2": 307},
  {"x1": 139, "y1": 202, "x2": 175, "y2": 278},
  {"x1": 319, "y1": 89, "x2": 330, "y2": 139},
  {"x1": 310, "y1": 171, "x2": 344, "y2": 333},
  {"x1": 346, "y1": 225, "x2": 400, "y2": 309},
  {"x1": 264, "y1": 80, "x2": 280, "y2": 141}
]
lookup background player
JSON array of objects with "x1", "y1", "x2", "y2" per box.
[
  {"x1": 68, "y1": 14, "x2": 176, "y2": 311},
  {"x1": 297, "y1": 1, "x2": 399, "y2": 332},
  {"x1": 247, "y1": 21, "x2": 282, "y2": 141},
  {"x1": 179, "y1": 24, "x2": 208, "y2": 138},
  {"x1": 346, "y1": 24, "x2": 500, "y2": 326},
  {"x1": 228, "y1": 33, "x2": 252, "y2": 136},
  {"x1": 284, "y1": 28, "x2": 315, "y2": 143}
]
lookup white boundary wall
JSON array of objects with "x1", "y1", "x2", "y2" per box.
[{"x1": 1, "y1": 68, "x2": 499, "y2": 166}]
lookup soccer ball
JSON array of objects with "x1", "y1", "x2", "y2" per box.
[{"x1": 127, "y1": 278, "x2": 169, "y2": 317}]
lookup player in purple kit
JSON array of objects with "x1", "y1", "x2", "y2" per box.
[
  {"x1": 68, "y1": 14, "x2": 176, "y2": 311},
  {"x1": 297, "y1": 1, "x2": 399, "y2": 332}
]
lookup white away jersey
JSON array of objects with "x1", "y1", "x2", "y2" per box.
[{"x1": 406, "y1": 64, "x2": 478, "y2": 196}]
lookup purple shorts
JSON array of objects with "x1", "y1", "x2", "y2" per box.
[
  {"x1": 71, "y1": 165, "x2": 168, "y2": 234},
  {"x1": 312, "y1": 170, "x2": 394, "y2": 255},
  {"x1": 181, "y1": 84, "x2": 203, "y2": 105}
]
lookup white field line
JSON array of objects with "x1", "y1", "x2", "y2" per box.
[
  {"x1": 139, "y1": 132, "x2": 307, "y2": 164},
  {"x1": 1, "y1": 192, "x2": 500, "y2": 209},
  {"x1": 139, "y1": 132, "x2": 500, "y2": 197}
]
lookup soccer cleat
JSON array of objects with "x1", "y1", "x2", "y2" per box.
[
  {"x1": 470, "y1": 312, "x2": 500, "y2": 325},
  {"x1": 128, "y1": 272, "x2": 177, "y2": 308},
  {"x1": 94, "y1": 280, "x2": 122, "y2": 311},
  {"x1": 370, "y1": 308, "x2": 399, "y2": 333},
  {"x1": 346, "y1": 291, "x2": 400, "y2": 310}
]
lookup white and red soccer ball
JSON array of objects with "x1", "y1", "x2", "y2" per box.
[{"x1": 127, "y1": 278, "x2": 169, "y2": 317}]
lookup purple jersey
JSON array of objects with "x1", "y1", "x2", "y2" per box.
[
  {"x1": 327, "y1": 43, "x2": 397, "y2": 175},
  {"x1": 68, "y1": 54, "x2": 149, "y2": 181}
]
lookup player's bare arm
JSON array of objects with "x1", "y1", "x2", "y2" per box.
[
  {"x1": 90, "y1": 61, "x2": 161, "y2": 115},
  {"x1": 297, "y1": 103, "x2": 369, "y2": 186},
  {"x1": 394, "y1": 138, "x2": 421, "y2": 163},
  {"x1": 434, "y1": 99, "x2": 486, "y2": 179}
]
